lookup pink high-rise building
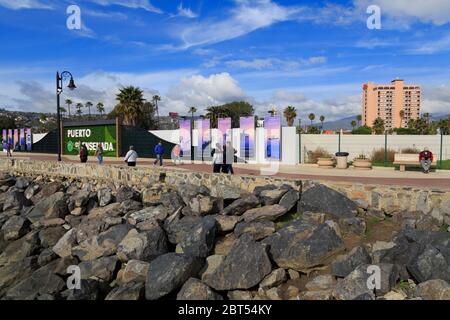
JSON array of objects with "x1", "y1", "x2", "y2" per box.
[{"x1": 362, "y1": 79, "x2": 421, "y2": 130}]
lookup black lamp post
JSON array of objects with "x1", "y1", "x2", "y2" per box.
[{"x1": 56, "y1": 71, "x2": 76, "y2": 161}]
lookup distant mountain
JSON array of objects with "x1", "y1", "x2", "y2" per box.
[{"x1": 321, "y1": 116, "x2": 358, "y2": 130}]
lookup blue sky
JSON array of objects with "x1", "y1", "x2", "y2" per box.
[{"x1": 0, "y1": 0, "x2": 450, "y2": 120}]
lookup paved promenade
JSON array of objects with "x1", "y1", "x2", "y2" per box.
[{"x1": 2, "y1": 152, "x2": 450, "y2": 188}]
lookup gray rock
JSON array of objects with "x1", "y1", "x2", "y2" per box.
[
  {"x1": 200, "y1": 255, "x2": 224, "y2": 282},
  {"x1": 37, "y1": 248, "x2": 57, "y2": 267},
  {"x1": 203, "y1": 234, "x2": 272, "y2": 291},
  {"x1": 78, "y1": 256, "x2": 120, "y2": 282},
  {"x1": 177, "y1": 278, "x2": 223, "y2": 300},
  {"x1": 164, "y1": 215, "x2": 202, "y2": 244},
  {"x1": 145, "y1": 253, "x2": 204, "y2": 300},
  {"x1": 331, "y1": 246, "x2": 372, "y2": 278},
  {"x1": 214, "y1": 215, "x2": 242, "y2": 233},
  {"x1": 227, "y1": 290, "x2": 254, "y2": 300},
  {"x1": 178, "y1": 183, "x2": 211, "y2": 206},
  {"x1": 263, "y1": 220, "x2": 344, "y2": 272},
  {"x1": 179, "y1": 216, "x2": 217, "y2": 258},
  {"x1": 14, "y1": 177, "x2": 30, "y2": 190},
  {"x1": 97, "y1": 188, "x2": 113, "y2": 207},
  {"x1": 279, "y1": 189, "x2": 300, "y2": 211},
  {"x1": 160, "y1": 191, "x2": 185, "y2": 213},
  {"x1": 298, "y1": 184, "x2": 357, "y2": 219},
  {"x1": 0, "y1": 231, "x2": 40, "y2": 267},
  {"x1": 305, "y1": 275, "x2": 337, "y2": 291},
  {"x1": 116, "y1": 186, "x2": 139, "y2": 203},
  {"x1": 1, "y1": 215, "x2": 29, "y2": 241},
  {"x1": 75, "y1": 219, "x2": 107, "y2": 243},
  {"x1": 234, "y1": 220, "x2": 275, "y2": 240},
  {"x1": 302, "y1": 212, "x2": 326, "y2": 225},
  {"x1": 408, "y1": 244, "x2": 450, "y2": 283},
  {"x1": 3, "y1": 190, "x2": 31, "y2": 211},
  {"x1": 127, "y1": 206, "x2": 169, "y2": 225},
  {"x1": 211, "y1": 184, "x2": 242, "y2": 200},
  {"x1": 141, "y1": 183, "x2": 168, "y2": 205},
  {"x1": 259, "y1": 188, "x2": 289, "y2": 205},
  {"x1": 186, "y1": 195, "x2": 221, "y2": 216},
  {"x1": 31, "y1": 181, "x2": 63, "y2": 204},
  {"x1": 242, "y1": 204, "x2": 288, "y2": 223},
  {"x1": 120, "y1": 200, "x2": 143, "y2": 213},
  {"x1": 223, "y1": 195, "x2": 260, "y2": 216},
  {"x1": 366, "y1": 208, "x2": 385, "y2": 220},
  {"x1": 120, "y1": 259, "x2": 150, "y2": 283},
  {"x1": 39, "y1": 226, "x2": 66, "y2": 248},
  {"x1": 69, "y1": 189, "x2": 91, "y2": 209},
  {"x1": 415, "y1": 279, "x2": 450, "y2": 300},
  {"x1": 105, "y1": 282, "x2": 145, "y2": 300},
  {"x1": 117, "y1": 226, "x2": 168, "y2": 262},
  {"x1": 0, "y1": 257, "x2": 38, "y2": 294},
  {"x1": 66, "y1": 279, "x2": 100, "y2": 300},
  {"x1": 87, "y1": 203, "x2": 122, "y2": 220},
  {"x1": 27, "y1": 192, "x2": 69, "y2": 223},
  {"x1": 259, "y1": 268, "x2": 287, "y2": 290}
]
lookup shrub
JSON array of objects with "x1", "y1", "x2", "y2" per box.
[
  {"x1": 401, "y1": 147, "x2": 420, "y2": 154},
  {"x1": 307, "y1": 147, "x2": 332, "y2": 164},
  {"x1": 371, "y1": 148, "x2": 395, "y2": 163},
  {"x1": 352, "y1": 125, "x2": 372, "y2": 135}
]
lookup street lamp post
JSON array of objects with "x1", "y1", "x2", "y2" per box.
[
  {"x1": 298, "y1": 118, "x2": 302, "y2": 164},
  {"x1": 56, "y1": 71, "x2": 76, "y2": 162}
]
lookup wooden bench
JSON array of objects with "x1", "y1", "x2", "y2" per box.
[{"x1": 393, "y1": 153, "x2": 437, "y2": 172}]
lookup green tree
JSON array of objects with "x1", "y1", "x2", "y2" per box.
[
  {"x1": 85, "y1": 101, "x2": 93, "y2": 119},
  {"x1": 76, "y1": 103, "x2": 83, "y2": 117},
  {"x1": 65, "y1": 99, "x2": 72, "y2": 118},
  {"x1": 113, "y1": 86, "x2": 146, "y2": 126},
  {"x1": 188, "y1": 106, "x2": 197, "y2": 119},
  {"x1": 59, "y1": 106, "x2": 67, "y2": 118},
  {"x1": 352, "y1": 125, "x2": 372, "y2": 135},
  {"x1": 283, "y1": 106, "x2": 297, "y2": 127},
  {"x1": 96, "y1": 102, "x2": 105, "y2": 116},
  {"x1": 308, "y1": 113, "x2": 315, "y2": 126},
  {"x1": 351, "y1": 120, "x2": 357, "y2": 129},
  {"x1": 319, "y1": 115, "x2": 325, "y2": 129},
  {"x1": 356, "y1": 114, "x2": 362, "y2": 127},
  {"x1": 205, "y1": 105, "x2": 229, "y2": 128},
  {"x1": 222, "y1": 101, "x2": 254, "y2": 128},
  {"x1": 372, "y1": 117, "x2": 385, "y2": 134}
]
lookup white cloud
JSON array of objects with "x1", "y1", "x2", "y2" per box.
[
  {"x1": 92, "y1": 0, "x2": 162, "y2": 14},
  {"x1": 0, "y1": 0, "x2": 52, "y2": 10},
  {"x1": 178, "y1": 0, "x2": 303, "y2": 49},
  {"x1": 176, "y1": 3, "x2": 198, "y2": 18},
  {"x1": 407, "y1": 35, "x2": 450, "y2": 54},
  {"x1": 225, "y1": 56, "x2": 326, "y2": 70}
]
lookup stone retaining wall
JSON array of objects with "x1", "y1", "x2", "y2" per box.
[{"x1": 1, "y1": 159, "x2": 449, "y2": 223}]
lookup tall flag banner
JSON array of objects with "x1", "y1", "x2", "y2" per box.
[
  {"x1": 2, "y1": 129, "x2": 6, "y2": 151},
  {"x1": 13, "y1": 129, "x2": 19, "y2": 149},
  {"x1": 8, "y1": 129, "x2": 13, "y2": 146},
  {"x1": 217, "y1": 118, "x2": 232, "y2": 146},
  {"x1": 179, "y1": 119, "x2": 191, "y2": 159},
  {"x1": 20, "y1": 128, "x2": 25, "y2": 150},
  {"x1": 196, "y1": 119, "x2": 211, "y2": 159},
  {"x1": 239, "y1": 116, "x2": 255, "y2": 159},
  {"x1": 264, "y1": 116, "x2": 281, "y2": 160},
  {"x1": 26, "y1": 128, "x2": 32, "y2": 151}
]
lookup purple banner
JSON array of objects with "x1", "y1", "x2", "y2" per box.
[
  {"x1": 2, "y1": 129, "x2": 6, "y2": 151},
  {"x1": 13, "y1": 129, "x2": 19, "y2": 150},
  {"x1": 8, "y1": 129, "x2": 13, "y2": 146},
  {"x1": 26, "y1": 128, "x2": 32, "y2": 151},
  {"x1": 264, "y1": 116, "x2": 281, "y2": 160},
  {"x1": 20, "y1": 128, "x2": 25, "y2": 149},
  {"x1": 179, "y1": 119, "x2": 191, "y2": 158},
  {"x1": 239, "y1": 117, "x2": 255, "y2": 159},
  {"x1": 217, "y1": 118, "x2": 231, "y2": 146},
  {"x1": 196, "y1": 119, "x2": 211, "y2": 159}
]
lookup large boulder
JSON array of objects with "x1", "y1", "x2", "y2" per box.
[
  {"x1": 141, "y1": 183, "x2": 169, "y2": 205},
  {"x1": 160, "y1": 191, "x2": 185, "y2": 213},
  {"x1": 263, "y1": 220, "x2": 344, "y2": 272},
  {"x1": 298, "y1": 184, "x2": 358, "y2": 219},
  {"x1": 214, "y1": 215, "x2": 242, "y2": 233},
  {"x1": 115, "y1": 186, "x2": 139, "y2": 203},
  {"x1": 0, "y1": 257, "x2": 38, "y2": 295},
  {"x1": 0, "y1": 231, "x2": 40, "y2": 267},
  {"x1": 3, "y1": 190, "x2": 31, "y2": 211},
  {"x1": 119, "y1": 259, "x2": 150, "y2": 284},
  {"x1": 164, "y1": 215, "x2": 202, "y2": 245},
  {"x1": 279, "y1": 189, "x2": 300, "y2": 211},
  {"x1": 145, "y1": 253, "x2": 204, "y2": 300},
  {"x1": 87, "y1": 203, "x2": 122, "y2": 220},
  {"x1": 210, "y1": 184, "x2": 243, "y2": 200},
  {"x1": 105, "y1": 282, "x2": 145, "y2": 300},
  {"x1": 331, "y1": 246, "x2": 372, "y2": 278},
  {"x1": 97, "y1": 188, "x2": 114, "y2": 207},
  {"x1": 185, "y1": 195, "x2": 221, "y2": 216},
  {"x1": 78, "y1": 256, "x2": 120, "y2": 283},
  {"x1": 415, "y1": 279, "x2": 450, "y2": 300},
  {"x1": 202, "y1": 234, "x2": 272, "y2": 291},
  {"x1": 1, "y1": 215, "x2": 29, "y2": 241},
  {"x1": 242, "y1": 204, "x2": 288, "y2": 223},
  {"x1": 223, "y1": 195, "x2": 260, "y2": 216},
  {"x1": 65, "y1": 279, "x2": 100, "y2": 300},
  {"x1": 177, "y1": 278, "x2": 223, "y2": 300},
  {"x1": 234, "y1": 220, "x2": 275, "y2": 241},
  {"x1": 178, "y1": 216, "x2": 217, "y2": 258},
  {"x1": 27, "y1": 192, "x2": 69, "y2": 223},
  {"x1": 178, "y1": 183, "x2": 211, "y2": 206},
  {"x1": 259, "y1": 188, "x2": 289, "y2": 206},
  {"x1": 14, "y1": 177, "x2": 30, "y2": 190},
  {"x1": 117, "y1": 226, "x2": 168, "y2": 262},
  {"x1": 38, "y1": 226, "x2": 66, "y2": 248},
  {"x1": 31, "y1": 181, "x2": 63, "y2": 204},
  {"x1": 127, "y1": 206, "x2": 169, "y2": 225}
]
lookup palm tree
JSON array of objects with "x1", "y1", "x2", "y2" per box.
[
  {"x1": 85, "y1": 101, "x2": 93, "y2": 119},
  {"x1": 351, "y1": 120, "x2": 357, "y2": 129},
  {"x1": 76, "y1": 103, "x2": 83, "y2": 117},
  {"x1": 206, "y1": 106, "x2": 228, "y2": 128},
  {"x1": 372, "y1": 117, "x2": 385, "y2": 134},
  {"x1": 115, "y1": 86, "x2": 146, "y2": 126},
  {"x1": 308, "y1": 113, "x2": 316, "y2": 126},
  {"x1": 319, "y1": 115, "x2": 325, "y2": 129},
  {"x1": 399, "y1": 110, "x2": 405, "y2": 127},
  {"x1": 152, "y1": 95, "x2": 161, "y2": 126},
  {"x1": 356, "y1": 114, "x2": 362, "y2": 127},
  {"x1": 65, "y1": 99, "x2": 72, "y2": 118},
  {"x1": 188, "y1": 107, "x2": 197, "y2": 119},
  {"x1": 283, "y1": 106, "x2": 297, "y2": 127},
  {"x1": 96, "y1": 102, "x2": 105, "y2": 116}
]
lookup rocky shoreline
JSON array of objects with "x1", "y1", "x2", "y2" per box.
[{"x1": 0, "y1": 172, "x2": 449, "y2": 300}]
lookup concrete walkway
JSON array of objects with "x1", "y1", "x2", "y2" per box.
[{"x1": 2, "y1": 152, "x2": 450, "y2": 189}]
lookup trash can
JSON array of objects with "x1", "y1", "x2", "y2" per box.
[{"x1": 335, "y1": 152, "x2": 349, "y2": 169}]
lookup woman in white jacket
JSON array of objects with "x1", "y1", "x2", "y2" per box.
[
  {"x1": 211, "y1": 143, "x2": 223, "y2": 173},
  {"x1": 124, "y1": 145, "x2": 138, "y2": 167}
]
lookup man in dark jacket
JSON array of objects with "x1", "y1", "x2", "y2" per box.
[
  {"x1": 153, "y1": 141, "x2": 164, "y2": 166},
  {"x1": 419, "y1": 147, "x2": 433, "y2": 174}
]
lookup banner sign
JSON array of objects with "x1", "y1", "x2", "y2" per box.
[
  {"x1": 179, "y1": 119, "x2": 191, "y2": 158},
  {"x1": 26, "y1": 128, "x2": 32, "y2": 151},
  {"x1": 2, "y1": 129, "x2": 6, "y2": 152},
  {"x1": 13, "y1": 129, "x2": 19, "y2": 150},
  {"x1": 8, "y1": 129, "x2": 12, "y2": 146},
  {"x1": 218, "y1": 118, "x2": 231, "y2": 146},
  {"x1": 196, "y1": 119, "x2": 211, "y2": 159},
  {"x1": 20, "y1": 128, "x2": 25, "y2": 150},
  {"x1": 264, "y1": 116, "x2": 281, "y2": 160},
  {"x1": 239, "y1": 116, "x2": 255, "y2": 159},
  {"x1": 63, "y1": 125, "x2": 116, "y2": 157}
]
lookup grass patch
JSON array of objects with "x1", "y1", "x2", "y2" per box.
[
  {"x1": 276, "y1": 211, "x2": 302, "y2": 229},
  {"x1": 364, "y1": 217, "x2": 384, "y2": 238},
  {"x1": 439, "y1": 224, "x2": 449, "y2": 233},
  {"x1": 398, "y1": 280, "x2": 411, "y2": 291},
  {"x1": 372, "y1": 159, "x2": 450, "y2": 170}
]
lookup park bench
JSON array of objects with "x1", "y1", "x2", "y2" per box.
[{"x1": 393, "y1": 153, "x2": 437, "y2": 172}]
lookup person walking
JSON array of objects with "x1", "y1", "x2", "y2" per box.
[
  {"x1": 172, "y1": 144, "x2": 182, "y2": 166},
  {"x1": 124, "y1": 145, "x2": 138, "y2": 167},
  {"x1": 211, "y1": 143, "x2": 223, "y2": 173},
  {"x1": 95, "y1": 143, "x2": 104, "y2": 165},
  {"x1": 79, "y1": 144, "x2": 88, "y2": 163},
  {"x1": 419, "y1": 147, "x2": 433, "y2": 174},
  {"x1": 6, "y1": 141, "x2": 12, "y2": 157},
  {"x1": 153, "y1": 141, "x2": 164, "y2": 166},
  {"x1": 222, "y1": 141, "x2": 236, "y2": 174}
]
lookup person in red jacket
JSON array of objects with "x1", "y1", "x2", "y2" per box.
[{"x1": 419, "y1": 147, "x2": 433, "y2": 174}]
